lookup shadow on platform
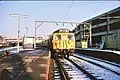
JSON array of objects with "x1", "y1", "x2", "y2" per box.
[{"x1": 0, "y1": 54, "x2": 33, "y2": 80}]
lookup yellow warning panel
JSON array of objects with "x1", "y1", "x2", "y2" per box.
[{"x1": 81, "y1": 41, "x2": 88, "y2": 48}]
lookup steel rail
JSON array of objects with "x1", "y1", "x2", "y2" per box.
[
  {"x1": 66, "y1": 58, "x2": 97, "y2": 80},
  {"x1": 54, "y1": 57, "x2": 70, "y2": 80},
  {"x1": 73, "y1": 55, "x2": 120, "y2": 76}
]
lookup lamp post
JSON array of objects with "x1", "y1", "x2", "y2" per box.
[
  {"x1": 25, "y1": 25, "x2": 28, "y2": 37},
  {"x1": 10, "y1": 14, "x2": 28, "y2": 53}
]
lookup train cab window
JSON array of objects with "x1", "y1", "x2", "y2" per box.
[
  {"x1": 68, "y1": 35, "x2": 73, "y2": 40},
  {"x1": 55, "y1": 35, "x2": 61, "y2": 40}
]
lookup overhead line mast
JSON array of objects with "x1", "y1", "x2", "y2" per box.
[
  {"x1": 34, "y1": 20, "x2": 92, "y2": 49},
  {"x1": 34, "y1": 20, "x2": 80, "y2": 49},
  {"x1": 63, "y1": 1, "x2": 75, "y2": 21},
  {"x1": 10, "y1": 13, "x2": 28, "y2": 53}
]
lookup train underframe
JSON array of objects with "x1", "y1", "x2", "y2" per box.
[{"x1": 51, "y1": 49, "x2": 74, "y2": 59}]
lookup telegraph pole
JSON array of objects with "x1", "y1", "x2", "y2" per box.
[{"x1": 10, "y1": 14, "x2": 28, "y2": 53}]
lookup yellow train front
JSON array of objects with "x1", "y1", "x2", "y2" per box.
[{"x1": 50, "y1": 28, "x2": 75, "y2": 59}]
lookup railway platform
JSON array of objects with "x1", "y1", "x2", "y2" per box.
[
  {"x1": 20, "y1": 51, "x2": 50, "y2": 80},
  {"x1": 76, "y1": 48, "x2": 120, "y2": 55},
  {"x1": 0, "y1": 49, "x2": 51, "y2": 80},
  {"x1": 76, "y1": 48, "x2": 120, "y2": 64}
]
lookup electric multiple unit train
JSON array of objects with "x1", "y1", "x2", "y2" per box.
[{"x1": 41, "y1": 28, "x2": 76, "y2": 58}]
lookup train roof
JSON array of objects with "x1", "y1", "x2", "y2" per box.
[{"x1": 53, "y1": 28, "x2": 72, "y2": 33}]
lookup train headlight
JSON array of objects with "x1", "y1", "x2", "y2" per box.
[
  {"x1": 70, "y1": 49, "x2": 74, "y2": 53},
  {"x1": 55, "y1": 49, "x2": 60, "y2": 53}
]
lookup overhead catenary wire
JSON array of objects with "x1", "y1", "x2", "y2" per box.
[
  {"x1": 63, "y1": 1, "x2": 75, "y2": 21},
  {"x1": 61, "y1": 1, "x2": 75, "y2": 28}
]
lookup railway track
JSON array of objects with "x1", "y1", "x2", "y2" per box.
[
  {"x1": 54, "y1": 57, "x2": 96, "y2": 80},
  {"x1": 54, "y1": 56, "x2": 70, "y2": 80},
  {"x1": 54, "y1": 53, "x2": 120, "y2": 80},
  {"x1": 74, "y1": 53, "x2": 120, "y2": 67},
  {"x1": 73, "y1": 53, "x2": 120, "y2": 74},
  {"x1": 70, "y1": 54, "x2": 120, "y2": 80}
]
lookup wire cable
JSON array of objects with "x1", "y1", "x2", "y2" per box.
[{"x1": 63, "y1": 1, "x2": 75, "y2": 21}]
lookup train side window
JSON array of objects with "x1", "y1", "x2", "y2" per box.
[
  {"x1": 68, "y1": 35, "x2": 73, "y2": 40},
  {"x1": 55, "y1": 35, "x2": 61, "y2": 40}
]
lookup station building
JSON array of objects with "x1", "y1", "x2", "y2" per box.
[
  {"x1": 73, "y1": 7, "x2": 120, "y2": 48},
  {"x1": 0, "y1": 35, "x2": 7, "y2": 47},
  {"x1": 23, "y1": 36, "x2": 43, "y2": 49}
]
